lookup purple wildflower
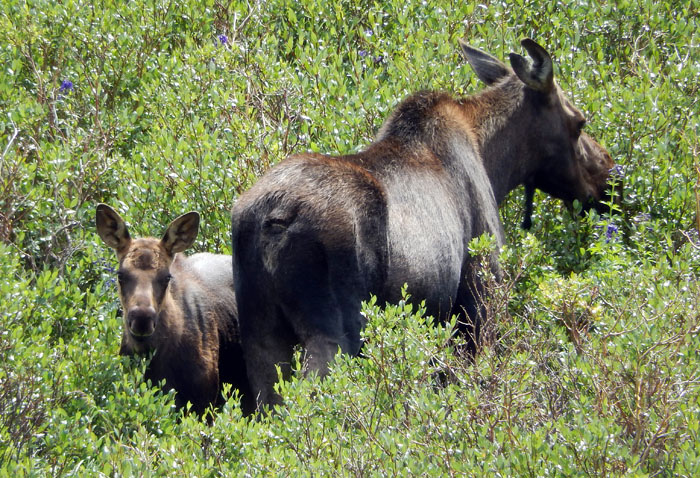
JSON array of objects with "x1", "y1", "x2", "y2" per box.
[
  {"x1": 218, "y1": 34, "x2": 228, "y2": 45},
  {"x1": 374, "y1": 55, "x2": 384, "y2": 64},
  {"x1": 364, "y1": 29, "x2": 374, "y2": 37},
  {"x1": 605, "y1": 224, "x2": 619, "y2": 243},
  {"x1": 359, "y1": 49, "x2": 368, "y2": 57},
  {"x1": 609, "y1": 164, "x2": 624, "y2": 178},
  {"x1": 59, "y1": 80, "x2": 74, "y2": 93},
  {"x1": 97, "y1": 257, "x2": 117, "y2": 288},
  {"x1": 633, "y1": 213, "x2": 651, "y2": 223}
]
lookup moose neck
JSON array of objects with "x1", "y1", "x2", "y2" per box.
[{"x1": 460, "y1": 80, "x2": 533, "y2": 204}]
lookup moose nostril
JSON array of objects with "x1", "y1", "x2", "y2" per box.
[{"x1": 127, "y1": 306, "x2": 157, "y2": 337}]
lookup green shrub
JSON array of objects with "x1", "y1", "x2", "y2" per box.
[{"x1": 1, "y1": 0, "x2": 699, "y2": 475}]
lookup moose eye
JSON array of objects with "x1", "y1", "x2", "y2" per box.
[
  {"x1": 158, "y1": 272, "x2": 172, "y2": 285},
  {"x1": 574, "y1": 120, "x2": 586, "y2": 138},
  {"x1": 116, "y1": 271, "x2": 128, "y2": 286}
]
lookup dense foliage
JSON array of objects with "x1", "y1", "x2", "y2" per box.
[{"x1": 1, "y1": 0, "x2": 699, "y2": 475}]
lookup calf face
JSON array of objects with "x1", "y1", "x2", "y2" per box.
[
  {"x1": 96, "y1": 204, "x2": 199, "y2": 351},
  {"x1": 525, "y1": 127, "x2": 615, "y2": 212}
]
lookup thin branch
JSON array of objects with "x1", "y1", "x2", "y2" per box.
[{"x1": 1, "y1": 124, "x2": 20, "y2": 176}]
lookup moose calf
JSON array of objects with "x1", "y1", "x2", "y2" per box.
[{"x1": 97, "y1": 204, "x2": 252, "y2": 416}]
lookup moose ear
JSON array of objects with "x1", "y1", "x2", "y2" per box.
[
  {"x1": 509, "y1": 38, "x2": 554, "y2": 93},
  {"x1": 161, "y1": 211, "x2": 200, "y2": 255},
  {"x1": 458, "y1": 39, "x2": 510, "y2": 85},
  {"x1": 96, "y1": 204, "x2": 131, "y2": 252}
]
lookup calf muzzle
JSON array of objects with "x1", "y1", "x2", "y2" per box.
[{"x1": 127, "y1": 306, "x2": 157, "y2": 338}]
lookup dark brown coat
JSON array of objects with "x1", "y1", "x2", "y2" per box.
[{"x1": 231, "y1": 39, "x2": 617, "y2": 407}]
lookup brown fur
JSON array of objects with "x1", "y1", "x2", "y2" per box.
[
  {"x1": 96, "y1": 205, "x2": 253, "y2": 416},
  {"x1": 231, "y1": 39, "x2": 618, "y2": 408}
]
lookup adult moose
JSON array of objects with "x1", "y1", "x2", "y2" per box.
[
  {"x1": 231, "y1": 39, "x2": 616, "y2": 408},
  {"x1": 97, "y1": 205, "x2": 253, "y2": 416}
]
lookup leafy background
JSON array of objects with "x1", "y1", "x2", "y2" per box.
[{"x1": 1, "y1": 0, "x2": 699, "y2": 475}]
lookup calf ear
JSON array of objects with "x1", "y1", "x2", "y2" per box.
[
  {"x1": 458, "y1": 39, "x2": 509, "y2": 85},
  {"x1": 161, "y1": 212, "x2": 200, "y2": 255},
  {"x1": 96, "y1": 204, "x2": 131, "y2": 252},
  {"x1": 509, "y1": 38, "x2": 554, "y2": 93}
]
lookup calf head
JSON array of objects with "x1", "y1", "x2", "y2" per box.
[
  {"x1": 461, "y1": 39, "x2": 617, "y2": 216},
  {"x1": 96, "y1": 204, "x2": 200, "y2": 349}
]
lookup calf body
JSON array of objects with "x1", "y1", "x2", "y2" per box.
[
  {"x1": 97, "y1": 205, "x2": 252, "y2": 415},
  {"x1": 231, "y1": 39, "x2": 616, "y2": 408}
]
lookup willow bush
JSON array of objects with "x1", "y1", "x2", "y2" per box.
[{"x1": 1, "y1": 0, "x2": 699, "y2": 475}]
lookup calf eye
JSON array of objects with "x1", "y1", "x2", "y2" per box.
[
  {"x1": 158, "y1": 272, "x2": 172, "y2": 286},
  {"x1": 116, "y1": 271, "x2": 127, "y2": 286},
  {"x1": 575, "y1": 120, "x2": 586, "y2": 137}
]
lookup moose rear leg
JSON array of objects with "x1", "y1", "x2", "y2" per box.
[
  {"x1": 454, "y1": 259, "x2": 497, "y2": 357},
  {"x1": 302, "y1": 334, "x2": 345, "y2": 378},
  {"x1": 522, "y1": 183, "x2": 535, "y2": 230},
  {"x1": 286, "y1": 293, "x2": 365, "y2": 380},
  {"x1": 275, "y1": 234, "x2": 365, "y2": 379},
  {"x1": 243, "y1": 332, "x2": 295, "y2": 410}
]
